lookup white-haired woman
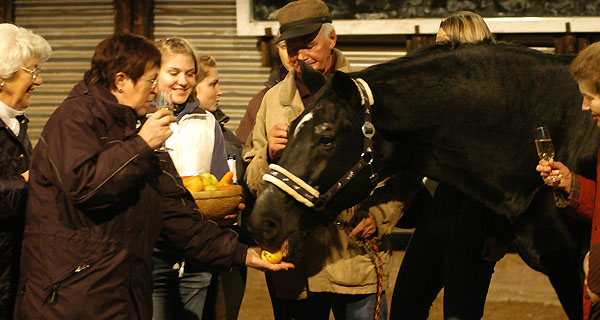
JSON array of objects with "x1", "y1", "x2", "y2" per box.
[{"x1": 0, "y1": 23, "x2": 51, "y2": 319}]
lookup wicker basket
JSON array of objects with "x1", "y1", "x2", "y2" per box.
[{"x1": 190, "y1": 185, "x2": 243, "y2": 220}]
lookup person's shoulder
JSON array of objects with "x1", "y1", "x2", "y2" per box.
[
  {"x1": 333, "y1": 48, "x2": 352, "y2": 72},
  {"x1": 54, "y1": 85, "x2": 95, "y2": 120}
]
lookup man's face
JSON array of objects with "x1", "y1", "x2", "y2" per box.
[{"x1": 285, "y1": 28, "x2": 336, "y2": 74}]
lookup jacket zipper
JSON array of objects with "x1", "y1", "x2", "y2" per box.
[{"x1": 45, "y1": 263, "x2": 91, "y2": 305}]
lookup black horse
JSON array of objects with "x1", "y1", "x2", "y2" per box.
[{"x1": 247, "y1": 42, "x2": 600, "y2": 319}]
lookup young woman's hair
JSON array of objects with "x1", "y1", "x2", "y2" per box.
[
  {"x1": 156, "y1": 37, "x2": 199, "y2": 104},
  {"x1": 571, "y1": 42, "x2": 600, "y2": 94},
  {"x1": 155, "y1": 37, "x2": 198, "y2": 74},
  {"x1": 196, "y1": 55, "x2": 217, "y2": 82},
  {"x1": 85, "y1": 33, "x2": 160, "y2": 90},
  {"x1": 439, "y1": 11, "x2": 495, "y2": 43}
]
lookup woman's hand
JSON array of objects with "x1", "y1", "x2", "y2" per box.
[
  {"x1": 214, "y1": 203, "x2": 245, "y2": 227},
  {"x1": 138, "y1": 110, "x2": 175, "y2": 150},
  {"x1": 536, "y1": 159, "x2": 572, "y2": 193},
  {"x1": 245, "y1": 247, "x2": 294, "y2": 271},
  {"x1": 349, "y1": 212, "x2": 377, "y2": 239}
]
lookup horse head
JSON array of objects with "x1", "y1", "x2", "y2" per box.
[{"x1": 246, "y1": 62, "x2": 396, "y2": 255}]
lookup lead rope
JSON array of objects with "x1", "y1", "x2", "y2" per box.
[
  {"x1": 342, "y1": 221, "x2": 384, "y2": 320},
  {"x1": 370, "y1": 238, "x2": 384, "y2": 320},
  {"x1": 365, "y1": 238, "x2": 384, "y2": 320}
]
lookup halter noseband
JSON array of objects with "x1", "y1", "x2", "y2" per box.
[{"x1": 262, "y1": 77, "x2": 379, "y2": 212}]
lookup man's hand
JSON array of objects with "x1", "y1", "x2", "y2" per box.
[
  {"x1": 349, "y1": 212, "x2": 377, "y2": 239},
  {"x1": 245, "y1": 247, "x2": 294, "y2": 271},
  {"x1": 267, "y1": 123, "x2": 288, "y2": 161},
  {"x1": 21, "y1": 170, "x2": 29, "y2": 182},
  {"x1": 138, "y1": 110, "x2": 176, "y2": 150}
]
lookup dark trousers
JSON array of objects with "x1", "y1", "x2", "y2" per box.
[
  {"x1": 202, "y1": 265, "x2": 247, "y2": 320},
  {"x1": 266, "y1": 273, "x2": 387, "y2": 320},
  {"x1": 390, "y1": 184, "x2": 499, "y2": 320},
  {"x1": 390, "y1": 226, "x2": 496, "y2": 320}
]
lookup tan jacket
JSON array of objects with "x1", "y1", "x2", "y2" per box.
[{"x1": 242, "y1": 49, "x2": 416, "y2": 298}]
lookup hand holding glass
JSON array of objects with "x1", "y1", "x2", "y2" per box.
[
  {"x1": 155, "y1": 92, "x2": 173, "y2": 152},
  {"x1": 534, "y1": 126, "x2": 556, "y2": 182}
]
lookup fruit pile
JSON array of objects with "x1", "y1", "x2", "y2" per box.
[{"x1": 182, "y1": 172, "x2": 235, "y2": 192}]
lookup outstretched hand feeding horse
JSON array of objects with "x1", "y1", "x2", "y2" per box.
[{"x1": 246, "y1": 42, "x2": 600, "y2": 319}]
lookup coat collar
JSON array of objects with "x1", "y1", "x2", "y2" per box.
[
  {"x1": 71, "y1": 81, "x2": 140, "y2": 137},
  {"x1": 279, "y1": 48, "x2": 351, "y2": 108}
]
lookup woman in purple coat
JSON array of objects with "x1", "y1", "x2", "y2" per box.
[{"x1": 14, "y1": 33, "x2": 292, "y2": 320}]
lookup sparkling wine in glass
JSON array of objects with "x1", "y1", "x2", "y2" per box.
[
  {"x1": 534, "y1": 126, "x2": 557, "y2": 182},
  {"x1": 534, "y1": 126, "x2": 555, "y2": 161},
  {"x1": 155, "y1": 92, "x2": 173, "y2": 152}
]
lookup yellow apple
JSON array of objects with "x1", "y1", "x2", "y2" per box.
[{"x1": 261, "y1": 250, "x2": 283, "y2": 264}]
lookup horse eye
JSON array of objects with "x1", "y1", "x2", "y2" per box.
[{"x1": 319, "y1": 135, "x2": 335, "y2": 147}]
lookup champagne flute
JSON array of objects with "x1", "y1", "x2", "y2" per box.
[
  {"x1": 534, "y1": 126, "x2": 556, "y2": 182},
  {"x1": 155, "y1": 92, "x2": 173, "y2": 152}
]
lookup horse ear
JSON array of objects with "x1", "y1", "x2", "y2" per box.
[
  {"x1": 330, "y1": 70, "x2": 356, "y2": 100},
  {"x1": 299, "y1": 60, "x2": 327, "y2": 94}
]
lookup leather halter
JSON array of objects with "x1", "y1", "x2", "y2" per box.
[{"x1": 262, "y1": 77, "x2": 379, "y2": 212}]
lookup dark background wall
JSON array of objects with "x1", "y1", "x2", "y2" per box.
[{"x1": 253, "y1": 0, "x2": 600, "y2": 20}]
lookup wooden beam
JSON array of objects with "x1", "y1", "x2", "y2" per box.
[
  {"x1": 114, "y1": 0, "x2": 154, "y2": 38},
  {"x1": 114, "y1": 0, "x2": 132, "y2": 34},
  {"x1": 0, "y1": 0, "x2": 14, "y2": 23},
  {"x1": 133, "y1": 0, "x2": 154, "y2": 39}
]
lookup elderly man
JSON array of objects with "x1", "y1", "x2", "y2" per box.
[{"x1": 242, "y1": 0, "x2": 417, "y2": 319}]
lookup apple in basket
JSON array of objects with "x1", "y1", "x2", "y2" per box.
[{"x1": 181, "y1": 172, "x2": 242, "y2": 220}]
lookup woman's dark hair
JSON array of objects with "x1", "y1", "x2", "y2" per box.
[{"x1": 84, "y1": 33, "x2": 161, "y2": 90}]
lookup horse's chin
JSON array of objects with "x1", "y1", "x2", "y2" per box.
[{"x1": 255, "y1": 230, "x2": 306, "y2": 264}]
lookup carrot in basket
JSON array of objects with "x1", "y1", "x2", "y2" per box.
[{"x1": 219, "y1": 171, "x2": 234, "y2": 185}]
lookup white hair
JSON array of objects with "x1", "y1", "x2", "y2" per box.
[
  {"x1": 319, "y1": 23, "x2": 334, "y2": 38},
  {"x1": 0, "y1": 23, "x2": 51, "y2": 80}
]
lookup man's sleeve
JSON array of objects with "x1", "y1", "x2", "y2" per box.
[
  {"x1": 242, "y1": 96, "x2": 271, "y2": 197},
  {"x1": 364, "y1": 174, "x2": 421, "y2": 238}
]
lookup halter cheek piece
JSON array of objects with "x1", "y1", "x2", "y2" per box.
[{"x1": 262, "y1": 77, "x2": 379, "y2": 212}]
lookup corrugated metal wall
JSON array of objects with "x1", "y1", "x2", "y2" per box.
[
  {"x1": 13, "y1": 0, "x2": 560, "y2": 145},
  {"x1": 15, "y1": 0, "x2": 114, "y2": 144},
  {"x1": 15, "y1": 0, "x2": 412, "y2": 144}
]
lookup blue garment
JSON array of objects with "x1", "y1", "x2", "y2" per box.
[{"x1": 152, "y1": 255, "x2": 212, "y2": 320}]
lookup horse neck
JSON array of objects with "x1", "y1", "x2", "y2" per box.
[{"x1": 358, "y1": 45, "x2": 574, "y2": 219}]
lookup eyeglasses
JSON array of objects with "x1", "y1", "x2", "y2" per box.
[
  {"x1": 21, "y1": 66, "x2": 42, "y2": 80},
  {"x1": 146, "y1": 78, "x2": 158, "y2": 88}
]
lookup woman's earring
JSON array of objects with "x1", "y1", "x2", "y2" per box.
[
  {"x1": 0, "y1": 81, "x2": 5, "y2": 89},
  {"x1": 118, "y1": 88, "x2": 124, "y2": 93}
]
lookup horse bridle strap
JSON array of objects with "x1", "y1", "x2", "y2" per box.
[
  {"x1": 262, "y1": 77, "x2": 378, "y2": 211},
  {"x1": 263, "y1": 164, "x2": 320, "y2": 207}
]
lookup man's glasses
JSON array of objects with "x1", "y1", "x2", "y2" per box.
[{"x1": 21, "y1": 66, "x2": 42, "y2": 80}]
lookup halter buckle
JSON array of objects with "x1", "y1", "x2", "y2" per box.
[{"x1": 362, "y1": 121, "x2": 375, "y2": 138}]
